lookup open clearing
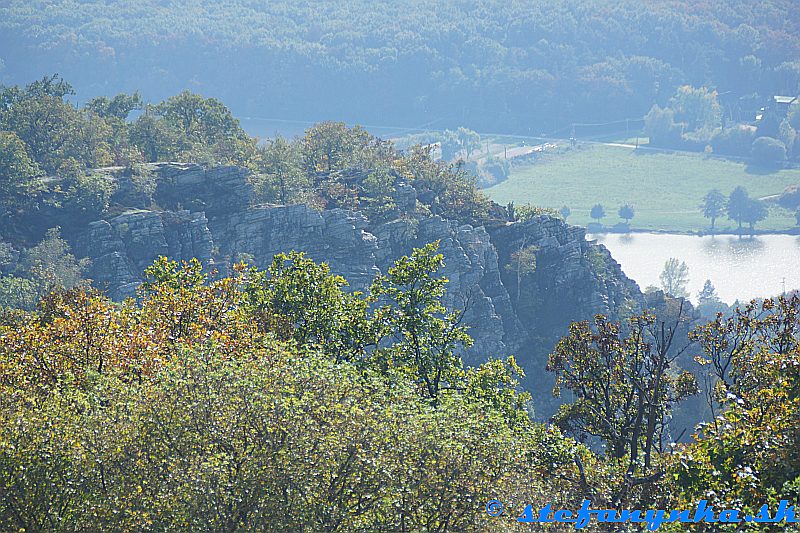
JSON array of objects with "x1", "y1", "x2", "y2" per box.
[{"x1": 484, "y1": 143, "x2": 800, "y2": 232}]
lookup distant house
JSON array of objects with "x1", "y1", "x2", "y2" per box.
[
  {"x1": 757, "y1": 95, "x2": 798, "y2": 121},
  {"x1": 774, "y1": 95, "x2": 798, "y2": 109}
]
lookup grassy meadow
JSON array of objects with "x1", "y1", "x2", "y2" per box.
[{"x1": 484, "y1": 143, "x2": 800, "y2": 233}]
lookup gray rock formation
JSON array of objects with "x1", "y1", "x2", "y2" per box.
[
  {"x1": 77, "y1": 209, "x2": 213, "y2": 299},
  {"x1": 71, "y1": 163, "x2": 648, "y2": 417}
]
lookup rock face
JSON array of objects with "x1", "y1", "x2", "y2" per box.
[
  {"x1": 77, "y1": 209, "x2": 213, "y2": 299},
  {"x1": 71, "y1": 163, "x2": 646, "y2": 417}
]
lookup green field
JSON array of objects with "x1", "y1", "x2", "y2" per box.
[{"x1": 484, "y1": 143, "x2": 800, "y2": 232}]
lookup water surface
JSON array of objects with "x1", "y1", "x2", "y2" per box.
[{"x1": 589, "y1": 233, "x2": 800, "y2": 304}]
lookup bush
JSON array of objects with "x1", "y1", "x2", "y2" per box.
[
  {"x1": 751, "y1": 136, "x2": 787, "y2": 165},
  {"x1": 711, "y1": 126, "x2": 756, "y2": 157}
]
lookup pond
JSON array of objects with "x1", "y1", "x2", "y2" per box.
[{"x1": 589, "y1": 233, "x2": 800, "y2": 304}]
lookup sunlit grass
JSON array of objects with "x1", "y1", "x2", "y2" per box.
[{"x1": 485, "y1": 144, "x2": 800, "y2": 232}]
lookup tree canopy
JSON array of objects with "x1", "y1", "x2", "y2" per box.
[
  {"x1": 0, "y1": 80, "x2": 498, "y2": 240},
  {"x1": 1, "y1": 1, "x2": 798, "y2": 133}
]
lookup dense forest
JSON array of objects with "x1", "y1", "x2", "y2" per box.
[{"x1": 2, "y1": 0, "x2": 799, "y2": 132}]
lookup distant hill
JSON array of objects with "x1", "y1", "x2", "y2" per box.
[{"x1": 2, "y1": 0, "x2": 799, "y2": 132}]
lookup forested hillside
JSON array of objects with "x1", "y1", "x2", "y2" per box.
[{"x1": 2, "y1": 0, "x2": 799, "y2": 131}]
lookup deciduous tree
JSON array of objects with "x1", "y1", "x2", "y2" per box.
[
  {"x1": 548, "y1": 309, "x2": 698, "y2": 507},
  {"x1": 700, "y1": 189, "x2": 726, "y2": 232},
  {"x1": 659, "y1": 258, "x2": 689, "y2": 298}
]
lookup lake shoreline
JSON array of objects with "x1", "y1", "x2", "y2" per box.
[{"x1": 584, "y1": 225, "x2": 800, "y2": 237}]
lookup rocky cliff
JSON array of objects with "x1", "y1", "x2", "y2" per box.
[{"x1": 70, "y1": 163, "x2": 647, "y2": 417}]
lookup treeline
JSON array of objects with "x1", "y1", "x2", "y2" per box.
[
  {"x1": 645, "y1": 85, "x2": 800, "y2": 162},
  {"x1": 1, "y1": 245, "x2": 798, "y2": 530},
  {"x1": 0, "y1": 76, "x2": 495, "y2": 244},
  {"x1": 1, "y1": 1, "x2": 799, "y2": 131}
]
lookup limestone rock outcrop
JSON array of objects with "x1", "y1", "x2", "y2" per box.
[{"x1": 69, "y1": 163, "x2": 647, "y2": 417}]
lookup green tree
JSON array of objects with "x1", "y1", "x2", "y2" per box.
[
  {"x1": 157, "y1": 91, "x2": 240, "y2": 142},
  {"x1": 84, "y1": 92, "x2": 142, "y2": 120},
  {"x1": 153, "y1": 91, "x2": 257, "y2": 166},
  {"x1": 0, "y1": 275, "x2": 40, "y2": 311},
  {"x1": 128, "y1": 108, "x2": 184, "y2": 162},
  {"x1": 301, "y1": 121, "x2": 372, "y2": 174},
  {"x1": 669, "y1": 85, "x2": 722, "y2": 136},
  {"x1": 675, "y1": 297, "x2": 800, "y2": 515},
  {"x1": 506, "y1": 244, "x2": 539, "y2": 301},
  {"x1": 0, "y1": 247, "x2": 577, "y2": 531},
  {"x1": 590, "y1": 203, "x2": 605, "y2": 224},
  {"x1": 19, "y1": 227, "x2": 89, "y2": 293},
  {"x1": 2, "y1": 93, "x2": 111, "y2": 172},
  {"x1": 741, "y1": 198, "x2": 768, "y2": 234},
  {"x1": 618, "y1": 203, "x2": 635, "y2": 224},
  {"x1": 0, "y1": 131, "x2": 40, "y2": 210},
  {"x1": 440, "y1": 129, "x2": 461, "y2": 161},
  {"x1": 0, "y1": 74, "x2": 74, "y2": 116},
  {"x1": 62, "y1": 168, "x2": 118, "y2": 220},
  {"x1": 456, "y1": 126, "x2": 481, "y2": 159},
  {"x1": 696, "y1": 279, "x2": 727, "y2": 318},
  {"x1": 370, "y1": 241, "x2": 472, "y2": 403},
  {"x1": 255, "y1": 135, "x2": 306, "y2": 204},
  {"x1": 727, "y1": 186, "x2": 751, "y2": 233},
  {"x1": 700, "y1": 189, "x2": 726, "y2": 232},
  {"x1": 779, "y1": 118, "x2": 797, "y2": 155},
  {"x1": 559, "y1": 205, "x2": 571, "y2": 220},
  {"x1": 711, "y1": 126, "x2": 755, "y2": 157},
  {"x1": 514, "y1": 203, "x2": 560, "y2": 221},
  {"x1": 548, "y1": 310, "x2": 698, "y2": 507},
  {"x1": 697, "y1": 279, "x2": 717, "y2": 304},
  {"x1": 0, "y1": 76, "x2": 121, "y2": 172},
  {"x1": 644, "y1": 105, "x2": 682, "y2": 148},
  {"x1": 361, "y1": 167, "x2": 398, "y2": 219},
  {"x1": 659, "y1": 258, "x2": 689, "y2": 298},
  {"x1": 237, "y1": 251, "x2": 375, "y2": 362}
]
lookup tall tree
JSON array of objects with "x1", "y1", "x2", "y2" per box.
[
  {"x1": 677, "y1": 297, "x2": 800, "y2": 514},
  {"x1": 741, "y1": 198, "x2": 768, "y2": 234},
  {"x1": 256, "y1": 135, "x2": 306, "y2": 204},
  {"x1": 727, "y1": 186, "x2": 751, "y2": 234},
  {"x1": 153, "y1": 91, "x2": 257, "y2": 166},
  {"x1": 548, "y1": 309, "x2": 697, "y2": 507},
  {"x1": 659, "y1": 258, "x2": 689, "y2": 298},
  {"x1": 456, "y1": 127, "x2": 480, "y2": 159},
  {"x1": 669, "y1": 85, "x2": 722, "y2": 135},
  {"x1": 0, "y1": 131, "x2": 40, "y2": 208},
  {"x1": 644, "y1": 105, "x2": 681, "y2": 148},
  {"x1": 301, "y1": 121, "x2": 372, "y2": 174},
  {"x1": 369, "y1": 241, "x2": 472, "y2": 403},
  {"x1": 696, "y1": 279, "x2": 727, "y2": 318},
  {"x1": 506, "y1": 244, "x2": 538, "y2": 301},
  {"x1": 700, "y1": 189, "x2": 726, "y2": 232}
]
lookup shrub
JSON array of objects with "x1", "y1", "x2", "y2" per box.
[{"x1": 751, "y1": 136, "x2": 787, "y2": 165}]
